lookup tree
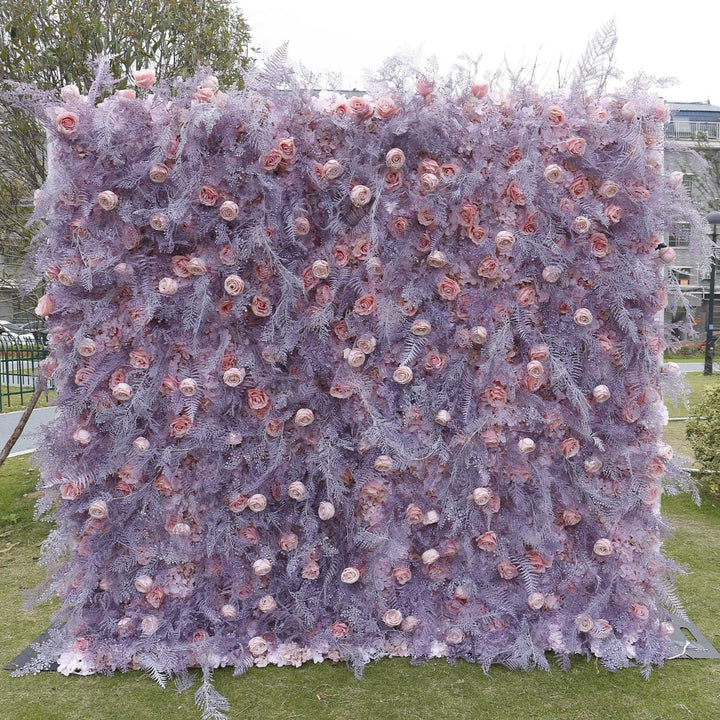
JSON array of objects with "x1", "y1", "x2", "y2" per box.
[
  {"x1": 686, "y1": 385, "x2": 720, "y2": 498},
  {"x1": 0, "y1": 0, "x2": 253, "y2": 317}
]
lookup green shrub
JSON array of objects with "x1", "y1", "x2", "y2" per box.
[{"x1": 686, "y1": 385, "x2": 720, "y2": 497}]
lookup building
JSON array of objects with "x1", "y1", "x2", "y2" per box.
[{"x1": 664, "y1": 101, "x2": 720, "y2": 337}]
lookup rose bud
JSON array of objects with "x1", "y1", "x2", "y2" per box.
[
  {"x1": 518, "y1": 437, "x2": 536, "y2": 454},
  {"x1": 435, "y1": 409, "x2": 451, "y2": 426},
  {"x1": 592, "y1": 384, "x2": 611, "y2": 403},
  {"x1": 294, "y1": 408, "x2": 315, "y2": 427},
  {"x1": 133, "y1": 436, "x2": 150, "y2": 452},
  {"x1": 470, "y1": 325, "x2": 487, "y2": 345}
]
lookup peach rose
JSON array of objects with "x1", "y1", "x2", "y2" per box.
[
  {"x1": 486, "y1": 385, "x2": 507, "y2": 407},
  {"x1": 331, "y1": 620, "x2": 350, "y2": 638},
  {"x1": 584, "y1": 457, "x2": 602, "y2": 474},
  {"x1": 592, "y1": 384, "x2": 611, "y2": 403},
  {"x1": 253, "y1": 559, "x2": 273, "y2": 576},
  {"x1": 548, "y1": 105, "x2": 565, "y2": 124},
  {"x1": 345, "y1": 349, "x2": 366, "y2": 368},
  {"x1": 77, "y1": 337, "x2": 97, "y2": 357},
  {"x1": 393, "y1": 365, "x2": 413, "y2": 384},
  {"x1": 495, "y1": 230, "x2": 516, "y2": 252},
  {"x1": 251, "y1": 295, "x2": 272, "y2": 317},
  {"x1": 421, "y1": 548, "x2": 440, "y2": 565},
  {"x1": 169, "y1": 415, "x2": 192, "y2": 437},
  {"x1": 198, "y1": 185, "x2": 218, "y2": 207},
  {"x1": 248, "y1": 636, "x2": 268, "y2": 655},
  {"x1": 392, "y1": 567, "x2": 412, "y2": 585},
  {"x1": 518, "y1": 437, "x2": 536, "y2": 454},
  {"x1": 219, "y1": 200, "x2": 239, "y2": 221},
  {"x1": 112, "y1": 383, "x2": 133, "y2": 402},
  {"x1": 472, "y1": 487, "x2": 491, "y2": 506},
  {"x1": 133, "y1": 436, "x2": 150, "y2": 453},
  {"x1": 506, "y1": 180, "x2": 526, "y2": 205},
  {"x1": 278, "y1": 532, "x2": 298, "y2": 552},
  {"x1": 568, "y1": 175, "x2": 590, "y2": 199},
  {"x1": 288, "y1": 481, "x2": 307, "y2": 500},
  {"x1": 476, "y1": 531, "x2": 498, "y2": 551},
  {"x1": 148, "y1": 164, "x2": 169, "y2": 183},
  {"x1": 528, "y1": 592, "x2": 545, "y2": 610},
  {"x1": 129, "y1": 349, "x2": 152, "y2": 369},
  {"x1": 223, "y1": 274, "x2": 245, "y2": 296},
  {"x1": 88, "y1": 499, "x2": 108, "y2": 519},
  {"x1": 589, "y1": 232, "x2": 610, "y2": 258},
  {"x1": 97, "y1": 190, "x2": 118, "y2": 210},
  {"x1": 420, "y1": 173, "x2": 439, "y2": 192},
  {"x1": 543, "y1": 164, "x2": 564, "y2": 183},
  {"x1": 220, "y1": 604, "x2": 238, "y2": 619},
  {"x1": 74, "y1": 368, "x2": 93, "y2": 386},
  {"x1": 417, "y1": 208, "x2": 435, "y2": 226},
  {"x1": 467, "y1": 224, "x2": 487, "y2": 244},
  {"x1": 294, "y1": 408, "x2": 315, "y2": 427},
  {"x1": 572, "y1": 216, "x2": 591, "y2": 234},
  {"x1": 350, "y1": 185, "x2": 372, "y2": 207},
  {"x1": 261, "y1": 147, "x2": 283, "y2": 171},
  {"x1": 542, "y1": 265, "x2": 562, "y2": 283},
  {"x1": 427, "y1": 250, "x2": 447, "y2": 268},
  {"x1": 410, "y1": 319, "x2": 432, "y2": 337},
  {"x1": 247, "y1": 388, "x2": 270, "y2": 410},
  {"x1": 375, "y1": 96, "x2": 398, "y2": 118},
  {"x1": 340, "y1": 567, "x2": 361, "y2": 584},
  {"x1": 247, "y1": 493, "x2": 267, "y2": 512},
  {"x1": 574, "y1": 308, "x2": 593, "y2": 326},
  {"x1": 598, "y1": 180, "x2": 619, "y2": 198},
  {"x1": 277, "y1": 137, "x2": 296, "y2": 160},
  {"x1": 302, "y1": 559, "x2": 321, "y2": 580},
  {"x1": 562, "y1": 509, "x2": 582, "y2": 526},
  {"x1": 605, "y1": 205, "x2": 622, "y2": 224},
  {"x1": 318, "y1": 501, "x2": 335, "y2": 520},
  {"x1": 383, "y1": 609, "x2": 403, "y2": 627},
  {"x1": 178, "y1": 378, "x2": 197, "y2": 397},
  {"x1": 576, "y1": 614, "x2": 594, "y2": 633},
  {"x1": 293, "y1": 216, "x2": 310, "y2": 236},
  {"x1": 141, "y1": 615, "x2": 159, "y2": 636},
  {"x1": 219, "y1": 244, "x2": 238, "y2": 265},
  {"x1": 150, "y1": 213, "x2": 168, "y2": 231},
  {"x1": 323, "y1": 159, "x2": 344, "y2": 180},
  {"x1": 222, "y1": 367, "x2": 245, "y2": 387}
]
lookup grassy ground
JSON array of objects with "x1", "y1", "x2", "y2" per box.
[
  {"x1": 1, "y1": 377, "x2": 719, "y2": 720},
  {"x1": 0, "y1": 388, "x2": 56, "y2": 414}
]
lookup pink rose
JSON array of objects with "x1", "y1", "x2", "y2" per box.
[
  {"x1": 410, "y1": 319, "x2": 432, "y2": 337},
  {"x1": 375, "y1": 96, "x2": 398, "y2": 118},
  {"x1": 248, "y1": 636, "x2": 268, "y2": 655},
  {"x1": 584, "y1": 457, "x2": 602, "y2": 474},
  {"x1": 472, "y1": 82, "x2": 489, "y2": 99},
  {"x1": 562, "y1": 509, "x2": 582, "y2": 526},
  {"x1": 476, "y1": 531, "x2": 498, "y2": 551},
  {"x1": 353, "y1": 293, "x2": 376, "y2": 315},
  {"x1": 56, "y1": 110, "x2": 79, "y2": 137},
  {"x1": 219, "y1": 243, "x2": 238, "y2": 265},
  {"x1": 427, "y1": 250, "x2": 447, "y2": 268},
  {"x1": 631, "y1": 603, "x2": 650, "y2": 621},
  {"x1": 543, "y1": 164, "x2": 564, "y2": 183},
  {"x1": 542, "y1": 265, "x2": 562, "y2": 283},
  {"x1": 417, "y1": 208, "x2": 435, "y2": 226},
  {"x1": 294, "y1": 408, "x2": 315, "y2": 427},
  {"x1": 223, "y1": 367, "x2": 245, "y2": 387},
  {"x1": 133, "y1": 436, "x2": 150, "y2": 453},
  {"x1": 247, "y1": 388, "x2": 270, "y2": 410},
  {"x1": 445, "y1": 627, "x2": 464, "y2": 645},
  {"x1": 472, "y1": 487, "x2": 491, "y2": 506},
  {"x1": 251, "y1": 295, "x2": 272, "y2": 317},
  {"x1": 506, "y1": 180, "x2": 526, "y2": 205},
  {"x1": 198, "y1": 186, "x2": 218, "y2": 207},
  {"x1": 416, "y1": 77, "x2": 434, "y2": 97},
  {"x1": 172, "y1": 255, "x2": 191, "y2": 278},
  {"x1": 331, "y1": 621, "x2": 350, "y2": 638},
  {"x1": 133, "y1": 69, "x2": 156, "y2": 88},
  {"x1": 392, "y1": 567, "x2": 412, "y2": 585},
  {"x1": 97, "y1": 191, "x2": 118, "y2": 210},
  {"x1": 420, "y1": 173, "x2": 439, "y2": 192},
  {"x1": 350, "y1": 185, "x2": 372, "y2": 207},
  {"x1": 318, "y1": 501, "x2": 335, "y2": 520},
  {"x1": 589, "y1": 232, "x2": 610, "y2": 258},
  {"x1": 568, "y1": 175, "x2": 590, "y2": 199},
  {"x1": 346, "y1": 348, "x2": 366, "y2": 368},
  {"x1": 560, "y1": 437, "x2": 580, "y2": 458},
  {"x1": 179, "y1": 378, "x2": 197, "y2": 397},
  {"x1": 277, "y1": 137, "x2": 295, "y2": 160},
  {"x1": 516, "y1": 285, "x2": 537, "y2": 307},
  {"x1": 129, "y1": 350, "x2": 152, "y2": 369},
  {"x1": 421, "y1": 548, "x2": 440, "y2": 565},
  {"x1": 158, "y1": 277, "x2": 178, "y2": 295},
  {"x1": 223, "y1": 274, "x2": 245, "y2": 296},
  {"x1": 526, "y1": 360, "x2": 545, "y2": 378},
  {"x1": 278, "y1": 531, "x2": 299, "y2": 552},
  {"x1": 486, "y1": 385, "x2": 507, "y2": 407},
  {"x1": 457, "y1": 203, "x2": 477, "y2": 227},
  {"x1": 437, "y1": 276, "x2": 461, "y2": 300},
  {"x1": 187, "y1": 257, "x2": 206, "y2": 276},
  {"x1": 576, "y1": 614, "x2": 594, "y2": 633},
  {"x1": 134, "y1": 574, "x2": 154, "y2": 594},
  {"x1": 141, "y1": 616, "x2": 159, "y2": 636},
  {"x1": 605, "y1": 205, "x2": 623, "y2": 224},
  {"x1": 77, "y1": 338, "x2": 97, "y2": 357},
  {"x1": 528, "y1": 592, "x2": 545, "y2": 610},
  {"x1": 74, "y1": 368, "x2": 93, "y2": 385},
  {"x1": 566, "y1": 136, "x2": 587, "y2": 156},
  {"x1": 60, "y1": 481, "x2": 84, "y2": 499},
  {"x1": 302, "y1": 560, "x2": 320, "y2": 580},
  {"x1": 348, "y1": 96, "x2": 372, "y2": 119},
  {"x1": 88, "y1": 499, "x2": 108, "y2": 519},
  {"x1": 548, "y1": 105, "x2": 565, "y2": 124}
]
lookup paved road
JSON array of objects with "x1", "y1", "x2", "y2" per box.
[{"x1": 0, "y1": 405, "x2": 56, "y2": 456}]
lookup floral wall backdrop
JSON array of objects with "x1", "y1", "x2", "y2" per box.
[{"x1": 21, "y1": 59, "x2": 704, "y2": 694}]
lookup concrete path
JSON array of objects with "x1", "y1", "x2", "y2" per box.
[{"x1": 0, "y1": 406, "x2": 56, "y2": 457}]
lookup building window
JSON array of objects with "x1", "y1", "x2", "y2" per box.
[
  {"x1": 682, "y1": 173, "x2": 694, "y2": 195},
  {"x1": 668, "y1": 222, "x2": 690, "y2": 247},
  {"x1": 671, "y1": 267, "x2": 692, "y2": 285}
]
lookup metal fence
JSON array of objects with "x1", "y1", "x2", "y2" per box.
[{"x1": 0, "y1": 335, "x2": 50, "y2": 412}]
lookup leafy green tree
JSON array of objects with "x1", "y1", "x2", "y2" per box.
[
  {"x1": 686, "y1": 385, "x2": 720, "y2": 498},
  {"x1": 0, "y1": 0, "x2": 253, "y2": 317}
]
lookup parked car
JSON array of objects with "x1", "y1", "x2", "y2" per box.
[{"x1": 0, "y1": 321, "x2": 37, "y2": 343}]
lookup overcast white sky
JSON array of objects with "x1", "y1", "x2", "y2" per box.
[{"x1": 237, "y1": 0, "x2": 717, "y2": 103}]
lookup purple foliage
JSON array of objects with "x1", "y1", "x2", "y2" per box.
[{"x1": 16, "y1": 57, "x2": 705, "y2": 696}]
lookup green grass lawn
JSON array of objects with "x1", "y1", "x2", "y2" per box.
[
  {"x1": 1, "y1": 376, "x2": 719, "y2": 720},
  {"x1": 0, "y1": 388, "x2": 56, "y2": 414}
]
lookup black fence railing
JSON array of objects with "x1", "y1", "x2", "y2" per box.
[{"x1": 0, "y1": 335, "x2": 50, "y2": 412}]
